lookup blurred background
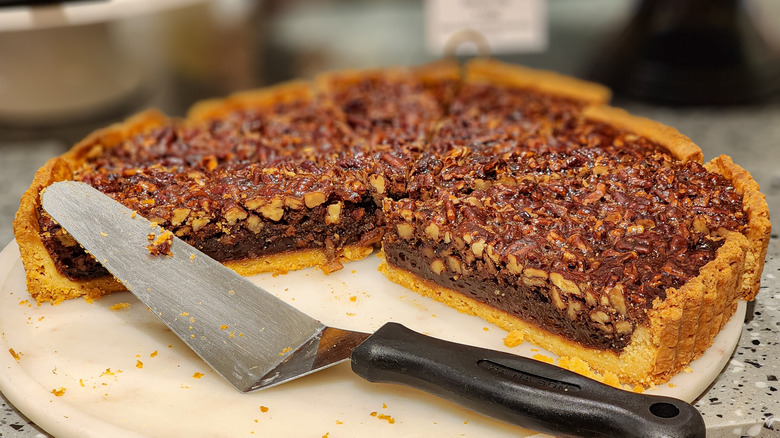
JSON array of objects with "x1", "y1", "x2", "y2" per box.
[{"x1": 0, "y1": 1, "x2": 779, "y2": 436}]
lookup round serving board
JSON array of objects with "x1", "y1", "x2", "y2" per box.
[{"x1": 0, "y1": 241, "x2": 745, "y2": 437}]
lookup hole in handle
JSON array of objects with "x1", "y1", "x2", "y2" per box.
[{"x1": 649, "y1": 402, "x2": 680, "y2": 419}]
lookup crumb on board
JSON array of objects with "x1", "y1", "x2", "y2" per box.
[
  {"x1": 136, "y1": 360, "x2": 143, "y2": 369},
  {"x1": 109, "y1": 302, "x2": 132, "y2": 311},
  {"x1": 51, "y1": 387, "x2": 66, "y2": 397},
  {"x1": 503, "y1": 330, "x2": 525, "y2": 347},
  {"x1": 532, "y1": 353, "x2": 555, "y2": 364},
  {"x1": 370, "y1": 411, "x2": 395, "y2": 424},
  {"x1": 8, "y1": 348, "x2": 21, "y2": 361},
  {"x1": 260, "y1": 406, "x2": 269, "y2": 413},
  {"x1": 193, "y1": 372, "x2": 205, "y2": 379},
  {"x1": 557, "y1": 356, "x2": 623, "y2": 389}
]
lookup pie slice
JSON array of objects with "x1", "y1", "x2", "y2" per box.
[{"x1": 378, "y1": 61, "x2": 769, "y2": 385}]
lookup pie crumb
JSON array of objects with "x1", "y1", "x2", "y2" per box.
[
  {"x1": 532, "y1": 353, "x2": 555, "y2": 364},
  {"x1": 558, "y1": 356, "x2": 624, "y2": 389},
  {"x1": 370, "y1": 411, "x2": 396, "y2": 424},
  {"x1": 109, "y1": 302, "x2": 131, "y2": 311},
  {"x1": 8, "y1": 348, "x2": 21, "y2": 361},
  {"x1": 146, "y1": 230, "x2": 174, "y2": 256},
  {"x1": 503, "y1": 330, "x2": 525, "y2": 347}
]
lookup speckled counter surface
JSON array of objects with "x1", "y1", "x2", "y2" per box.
[{"x1": 0, "y1": 104, "x2": 778, "y2": 438}]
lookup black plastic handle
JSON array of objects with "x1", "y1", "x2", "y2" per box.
[{"x1": 351, "y1": 322, "x2": 705, "y2": 438}]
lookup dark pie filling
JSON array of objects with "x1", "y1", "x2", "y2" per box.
[
  {"x1": 40, "y1": 197, "x2": 383, "y2": 281},
  {"x1": 383, "y1": 240, "x2": 635, "y2": 351}
]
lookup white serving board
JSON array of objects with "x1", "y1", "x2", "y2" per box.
[{"x1": 0, "y1": 241, "x2": 744, "y2": 438}]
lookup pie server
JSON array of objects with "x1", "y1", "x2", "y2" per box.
[{"x1": 42, "y1": 181, "x2": 706, "y2": 438}]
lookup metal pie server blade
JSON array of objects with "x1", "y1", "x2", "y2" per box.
[{"x1": 42, "y1": 180, "x2": 368, "y2": 393}]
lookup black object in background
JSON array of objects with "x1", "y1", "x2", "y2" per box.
[{"x1": 588, "y1": 0, "x2": 780, "y2": 105}]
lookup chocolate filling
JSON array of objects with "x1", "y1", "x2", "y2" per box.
[
  {"x1": 40, "y1": 198, "x2": 383, "y2": 281},
  {"x1": 383, "y1": 240, "x2": 634, "y2": 352}
]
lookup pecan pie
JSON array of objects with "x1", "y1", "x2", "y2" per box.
[{"x1": 13, "y1": 59, "x2": 770, "y2": 386}]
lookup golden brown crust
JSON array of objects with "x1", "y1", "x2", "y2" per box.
[
  {"x1": 647, "y1": 230, "x2": 748, "y2": 383},
  {"x1": 582, "y1": 105, "x2": 703, "y2": 163},
  {"x1": 186, "y1": 80, "x2": 314, "y2": 123},
  {"x1": 314, "y1": 60, "x2": 460, "y2": 96},
  {"x1": 413, "y1": 59, "x2": 461, "y2": 84},
  {"x1": 13, "y1": 109, "x2": 168, "y2": 303},
  {"x1": 315, "y1": 66, "x2": 400, "y2": 95},
  {"x1": 704, "y1": 155, "x2": 771, "y2": 300},
  {"x1": 464, "y1": 58, "x2": 611, "y2": 105},
  {"x1": 224, "y1": 245, "x2": 374, "y2": 277}
]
